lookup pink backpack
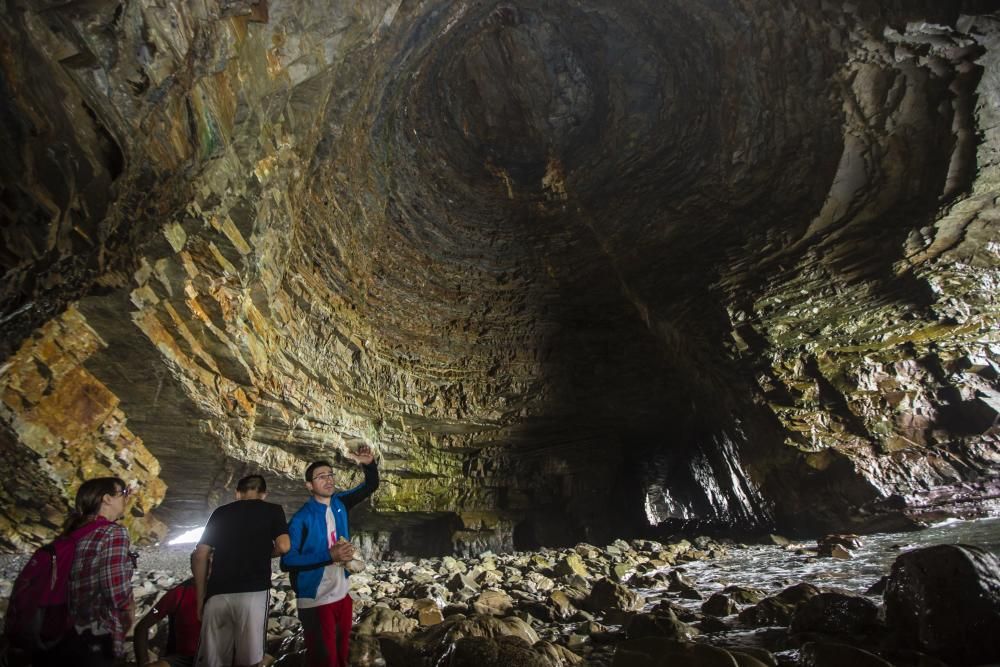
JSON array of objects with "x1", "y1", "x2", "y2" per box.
[{"x1": 3, "y1": 519, "x2": 106, "y2": 653}]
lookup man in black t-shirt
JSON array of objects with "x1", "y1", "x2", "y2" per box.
[{"x1": 193, "y1": 475, "x2": 289, "y2": 667}]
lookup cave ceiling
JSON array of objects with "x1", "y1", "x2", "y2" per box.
[{"x1": 1, "y1": 0, "x2": 999, "y2": 552}]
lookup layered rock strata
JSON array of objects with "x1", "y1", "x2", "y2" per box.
[
  {"x1": 0, "y1": 307, "x2": 166, "y2": 550},
  {"x1": 0, "y1": 1, "x2": 998, "y2": 548}
]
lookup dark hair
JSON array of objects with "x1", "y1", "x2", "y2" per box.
[
  {"x1": 236, "y1": 474, "x2": 267, "y2": 494},
  {"x1": 65, "y1": 477, "x2": 125, "y2": 533},
  {"x1": 305, "y1": 460, "x2": 332, "y2": 482}
]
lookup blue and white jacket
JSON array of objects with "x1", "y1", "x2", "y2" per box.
[{"x1": 280, "y1": 463, "x2": 379, "y2": 598}]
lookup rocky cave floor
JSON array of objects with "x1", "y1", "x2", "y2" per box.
[{"x1": 4, "y1": 520, "x2": 998, "y2": 667}]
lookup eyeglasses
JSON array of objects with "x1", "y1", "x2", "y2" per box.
[
  {"x1": 311, "y1": 472, "x2": 335, "y2": 482},
  {"x1": 115, "y1": 487, "x2": 131, "y2": 498}
]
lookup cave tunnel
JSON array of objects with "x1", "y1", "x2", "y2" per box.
[{"x1": 1, "y1": 0, "x2": 999, "y2": 556}]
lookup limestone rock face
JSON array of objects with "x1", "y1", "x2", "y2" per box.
[
  {"x1": 1, "y1": 0, "x2": 999, "y2": 549},
  {"x1": 0, "y1": 307, "x2": 166, "y2": 549}
]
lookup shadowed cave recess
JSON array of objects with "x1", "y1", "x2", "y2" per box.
[{"x1": 1, "y1": 0, "x2": 999, "y2": 556}]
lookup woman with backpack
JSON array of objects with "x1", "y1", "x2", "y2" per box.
[{"x1": 34, "y1": 476, "x2": 137, "y2": 667}]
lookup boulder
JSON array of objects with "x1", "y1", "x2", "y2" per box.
[
  {"x1": 727, "y1": 650, "x2": 771, "y2": 667},
  {"x1": 695, "y1": 615, "x2": 729, "y2": 634},
  {"x1": 549, "y1": 589, "x2": 576, "y2": 619},
  {"x1": 442, "y1": 556, "x2": 467, "y2": 573},
  {"x1": 519, "y1": 601, "x2": 555, "y2": 623},
  {"x1": 701, "y1": 593, "x2": 737, "y2": 617},
  {"x1": 554, "y1": 554, "x2": 590, "y2": 578},
  {"x1": 817, "y1": 534, "x2": 862, "y2": 555},
  {"x1": 558, "y1": 575, "x2": 592, "y2": 601},
  {"x1": 611, "y1": 638, "x2": 740, "y2": 667},
  {"x1": 722, "y1": 585, "x2": 766, "y2": 604},
  {"x1": 666, "y1": 569, "x2": 696, "y2": 591},
  {"x1": 880, "y1": 649, "x2": 950, "y2": 667},
  {"x1": 629, "y1": 572, "x2": 670, "y2": 589},
  {"x1": 799, "y1": 641, "x2": 892, "y2": 667},
  {"x1": 790, "y1": 591, "x2": 882, "y2": 637},
  {"x1": 624, "y1": 610, "x2": 697, "y2": 641},
  {"x1": 865, "y1": 576, "x2": 888, "y2": 596},
  {"x1": 533, "y1": 640, "x2": 585, "y2": 666},
  {"x1": 884, "y1": 544, "x2": 1000, "y2": 665},
  {"x1": 602, "y1": 608, "x2": 635, "y2": 626},
  {"x1": 739, "y1": 582, "x2": 820, "y2": 627},
  {"x1": 355, "y1": 605, "x2": 418, "y2": 636},
  {"x1": 444, "y1": 603, "x2": 471, "y2": 618},
  {"x1": 678, "y1": 585, "x2": 704, "y2": 600},
  {"x1": 415, "y1": 597, "x2": 445, "y2": 626},
  {"x1": 347, "y1": 634, "x2": 385, "y2": 667},
  {"x1": 447, "y1": 572, "x2": 481, "y2": 595},
  {"x1": 525, "y1": 571, "x2": 555, "y2": 592},
  {"x1": 439, "y1": 635, "x2": 555, "y2": 667},
  {"x1": 828, "y1": 544, "x2": 853, "y2": 559},
  {"x1": 418, "y1": 613, "x2": 540, "y2": 647},
  {"x1": 401, "y1": 580, "x2": 450, "y2": 601},
  {"x1": 649, "y1": 599, "x2": 700, "y2": 622},
  {"x1": 476, "y1": 570, "x2": 505, "y2": 587},
  {"x1": 584, "y1": 578, "x2": 645, "y2": 614},
  {"x1": 375, "y1": 632, "x2": 422, "y2": 667},
  {"x1": 529, "y1": 554, "x2": 552, "y2": 569},
  {"x1": 473, "y1": 590, "x2": 514, "y2": 617},
  {"x1": 729, "y1": 648, "x2": 777, "y2": 667},
  {"x1": 575, "y1": 620, "x2": 607, "y2": 635}
]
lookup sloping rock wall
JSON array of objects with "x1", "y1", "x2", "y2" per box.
[{"x1": 0, "y1": 307, "x2": 166, "y2": 549}]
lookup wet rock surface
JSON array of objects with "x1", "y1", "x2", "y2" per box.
[
  {"x1": 789, "y1": 592, "x2": 882, "y2": 638},
  {"x1": 2, "y1": 529, "x2": 996, "y2": 666},
  {"x1": 884, "y1": 543, "x2": 1000, "y2": 665}
]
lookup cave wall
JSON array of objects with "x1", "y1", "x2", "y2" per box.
[
  {"x1": 0, "y1": 307, "x2": 166, "y2": 550},
  {"x1": 0, "y1": 0, "x2": 999, "y2": 552}
]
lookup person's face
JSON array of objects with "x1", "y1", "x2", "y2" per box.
[
  {"x1": 307, "y1": 466, "x2": 335, "y2": 498},
  {"x1": 106, "y1": 485, "x2": 130, "y2": 520}
]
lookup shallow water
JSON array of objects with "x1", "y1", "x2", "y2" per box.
[
  {"x1": 610, "y1": 517, "x2": 1000, "y2": 663},
  {"x1": 665, "y1": 517, "x2": 1000, "y2": 605}
]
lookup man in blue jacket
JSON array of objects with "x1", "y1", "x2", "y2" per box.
[{"x1": 280, "y1": 446, "x2": 379, "y2": 667}]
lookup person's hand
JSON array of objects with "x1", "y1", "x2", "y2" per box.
[
  {"x1": 350, "y1": 444, "x2": 375, "y2": 465},
  {"x1": 329, "y1": 539, "x2": 355, "y2": 563}
]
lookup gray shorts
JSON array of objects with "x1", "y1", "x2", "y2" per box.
[{"x1": 195, "y1": 590, "x2": 269, "y2": 667}]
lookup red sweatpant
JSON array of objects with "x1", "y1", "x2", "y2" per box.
[{"x1": 298, "y1": 595, "x2": 353, "y2": 667}]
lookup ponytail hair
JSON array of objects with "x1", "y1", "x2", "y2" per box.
[{"x1": 64, "y1": 477, "x2": 126, "y2": 534}]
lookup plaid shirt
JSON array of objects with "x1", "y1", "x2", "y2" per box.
[{"x1": 69, "y1": 519, "x2": 134, "y2": 656}]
